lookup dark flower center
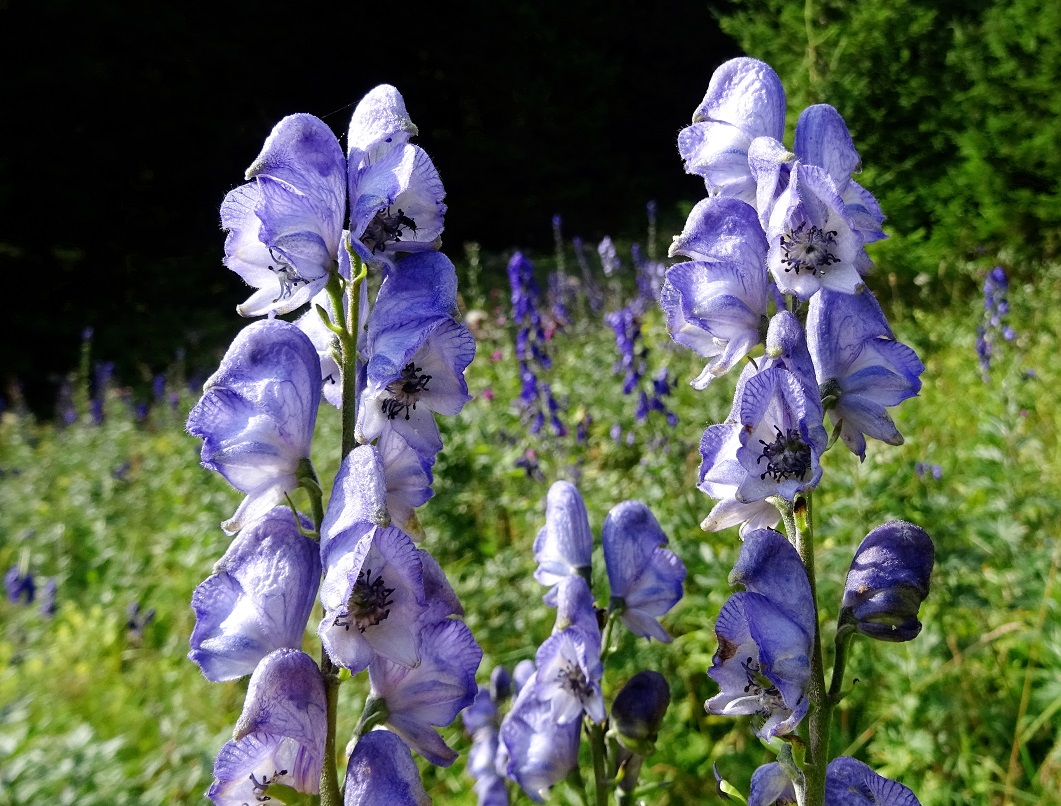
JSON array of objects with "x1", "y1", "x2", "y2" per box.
[
  {"x1": 556, "y1": 659, "x2": 593, "y2": 700},
  {"x1": 757, "y1": 425, "x2": 812, "y2": 481},
  {"x1": 337, "y1": 567, "x2": 395, "y2": 633},
  {"x1": 741, "y1": 656, "x2": 784, "y2": 711},
  {"x1": 248, "y1": 768, "x2": 288, "y2": 802},
  {"x1": 780, "y1": 223, "x2": 840, "y2": 275},
  {"x1": 267, "y1": 248, "x2": 308, "y2": 302},
  {"x1": 381, "y1": 362, "x2": 431, "y2": 420},
  {"x1": 361, "y1": 207, "x2": 417, "y2": 254}
]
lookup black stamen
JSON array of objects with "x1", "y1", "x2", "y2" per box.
[{"x1": 757, "y1": 425, "x2": 812, "y2": 481}]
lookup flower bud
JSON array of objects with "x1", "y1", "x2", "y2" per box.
[
  {"x1": 842, "y1": 521, "x2": 934, "y2": 642},
  {"x1": 610, "y1": 670, "x2": 670, "y2": 753}
]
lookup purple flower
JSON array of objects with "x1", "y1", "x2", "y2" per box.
[
  {"x1": 699, "y1": 365, "x2": 828, "y2": 505},
  {"x1": 597, "y1": 236, "x2": 620, "y2": 276},
  {"x1": 318, "y1": 525, "x2": 428, "y2": 674},
  {"x1": 356, "y1": 253, "x2": 474, "y2": 459},
  {"x1": 808, "y1": 289, "x2": 924, "y2": 460},
  {"x1": 376, "y1": 427, "x2": 435, "y2": 538},
  {"x1": 4, "y1": 565, "x2": 34, "y2": 604},
  {"x1": 706, "y1": 529, "x2": 814, "y2": 740},
  {"x1": 220, "y1": 114, "x2": 345, "y2": 317},
  {"x1": 499, "y1": 673, "x2": 581, "y2": 802},
  {"x1": 842, "y1": 521, "x2": 934, "y2": 642},
  {"x1": 609, "y1": 670, "x2": 670, "y2": 751},
  {"x1": 677, "y1": 57, "x2": 786, "y2": 204},
  {"x1": 825, "y1": 756, "x2": 921, "y2": 805},
  {"x1": 187, "y1": 319, "x2": 321, "y2": 534},
  {"x1": 190, "y1": 507, "x2": 321, "y2": 682},
  {"x1": 533, "y1": 481, "x2": 593, "y2": 590},
  {"x1": 346, "y1": 84, "x2": 419, "y2": 170},
  {"x1": 603, "y1": 500, "x2": 685, "y2": 643},
  {"x1": 343, "y1": 730, "x2": 430, "y2": 806},
  {"x1": 367, "y1": 618, "x2": 482, "y2": 766},
  {"x1": 550, "y1": 574, "x2": 599, "y2": 635},
  {"x1": 661, "y1": 197, "x2": 769, "y2": 388},
  {"x1": 207, "y1": 648, "x2": 326, "y2": 804},
  {"x1": 533, "y1": 627, "x2": 605, "y2": 724},
  {"x1": 766, "y1": 164, "x2": 870, "y2": 299}
]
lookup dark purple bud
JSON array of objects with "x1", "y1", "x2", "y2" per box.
[
  {"x1": 491, "y1": 665, "x2": 512, "y2": 703},
  {"x1": 842, "y1": 521, "x2": 934, "y2": 642},
  {"x1": 610, "y1": 670, "x2": 670, "y2": 750}
]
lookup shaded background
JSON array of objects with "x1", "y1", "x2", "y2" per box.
[{"x1": 0, "y1": 0, "x2": 741, "y2": 413}]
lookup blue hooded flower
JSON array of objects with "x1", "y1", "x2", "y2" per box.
[
  {"x1": 533, "y1": 481, "x2": 593, "y2": 592},
  {"x1": 603, "y1": 500, "x2": 685, "y2": 643},
  {"x1": 207, "y1": 648, "x2": 327, "y2": 804},
  {"x1": 825, "y1": 757, "x2": 921, "y2": 805},
  {"x1": 766, "y1": 164, "x2": 870, "y2": 299},
  {"x1": 367, "y1": 617, "x2": 482, "y2": 766},
  {"x1": 842, "y1": 521, "x2": 934, "y2": 642},
  {"x1": 677, "y1": 57, "x2": 787, "y2": 204},
  {"x1": 807, "y1": 288, "x2": 925, "y2": 459},
  {"x1": 187, "y1": 319, "x2": 321, "y2": 534},
  {"x1": 356, "y1": 252, "x2": 475, "y2": 459},
  {"x1": 343, "y1": 729, "x2": 430, "y2": 806},
  {"x1": 220, "y1": 114, "x2": 346, "y2": 317},
  {"x1": 499, "y1": 672, "x2": 581, "y2": 802},
  {"x1": 609, "y1": 670, "x2": 671, "y2": 751},
  {"x1": 533, "y1": 627, "x2": 605, "y2": 724},
  {"x1": 706, "y1": 529, "x2": 814, "y2": 740},
  {"x1": 189, "y1": 507, "x2": 321, "y2": 682},
  {"x1": 661, "y1": 197, "x2": 770, "y2": 388}
]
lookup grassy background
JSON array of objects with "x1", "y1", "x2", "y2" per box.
[{"x1": 1, "y1": 245, "x2": 1059, "y2": 804}]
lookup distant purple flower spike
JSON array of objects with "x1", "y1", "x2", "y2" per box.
[
  {"x1": 343, "y1": 730, "x2": 430, "y2": 806},
  {"x1": 319, "y1": 525, "x2": 428, "y2": 674},
  {"x1": 368, "y1": 618, "x2": 482, "y2": 766},
  {"x1": 207, "y1": 648, "x2": 326, "y2": 804},
  {"x1": 842, "y1": 521, "x2": 934, "y2": 642},
  {"x1": 825, "y1": 757, "x2": 922, "y2": 805},
  {"x1": 603, "y1": 500, "x2": 685, "y2": 643},
  {"x1": 808, "y1": 289, "x2": 924, "y2": 459},
  {"x1": 767, "y1": 164, "x2": 869, "y2": 299},
  {"x1": 500, "y1": 673, "x2": 581, "y2": 802},
  {"x1": 190, "y1": 507, "x2": 321, "y2": 682},
  {"x1": 187, "y1": 319, "x2": 320, "y2": 534},
  {"x1": 533, "y1": 481, "x2": 593, "y2": 589},
  {"x1": 706, "y1": 529, "x2": 813, "y2": 740},
  {"x1": 221, "y1": 114, "x2": 345, "y2": 317},
  {"x1": 661, "y1": 197, "x2": 768, "y2": 388},
  {"x1": 678, "y1": 57, "x2": 786, "y2": 202}
]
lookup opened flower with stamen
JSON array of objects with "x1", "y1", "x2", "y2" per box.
[
  {"x1": 189, "y1": 507, "x2": 321, "y2": 682},
  {"x1": 187, "y1": 319, "x2": 321, "y2": 534},
  {"x1": 207, "y1": 648, "x2": 327, "y2": 805},
  {"x1": 706, "y1": 529, "x2": 815, "y2": 740},
  {"x1": 319, "y1": 525, "x2": 428, "y2": 674},
  {"x1": 220, "y1": 114, "x2": 346, "y2": 317},
  {"x1": 533, "y1": 626, "x2": 606, "y2": 724}
]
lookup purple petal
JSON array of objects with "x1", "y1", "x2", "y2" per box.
[
  {"x1": 533, "y1": 481, "x2": 593, "y2": 587},
  {"x1": 343, "y1": 730, "x2": 430, "y2": 806}
]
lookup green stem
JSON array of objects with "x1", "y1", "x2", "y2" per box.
[
  {"x1": 827, "y1": 627, "x2": 855, "y2": 705},
  {"x1": 794, "y1": 494, "x2": 829, "y2": 806},
  {"x1": 318, "y1": 652, "x2": 342, "y2": 806},
  {"x1": 587, "y1": 719, "x2": 610, "y2": 806},
  {"x1": 340, "y1": 251, "x2": 368, "y2": 460}
]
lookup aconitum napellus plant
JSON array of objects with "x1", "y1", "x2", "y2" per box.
[
  {"x1": 664, "y1": 57, "x2": 932, "y2": 805},
  {"x1": 187, "y1": 85, "x2": 480, "y2": 805}
]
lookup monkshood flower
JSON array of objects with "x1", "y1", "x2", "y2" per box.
[
  {"x1": 377, "y1": 427, "x2": 434, "y2": 537},
  {"x1": 706, "y1": 528, "x2": 814, "y2": 740},
  {"x1": 207, "y1": 648, "x2": 326, "y2": 805},
  {"x1": 343, "y1": 729, "x2": 430, "y2": 806},
  {"x1": 189, "y1": 507, "x2": 321, "y2": 682},
  {"x1": 319, "y1": 525, "x2": 428, "y2": 674},
  {"x1": 550, "y1": 574, "x2": 599, "y2": 635},
  {"x1": 533, "y1": 626, "x2": 606, "y2": 724},
  {"x1": 346, "y1": 87, "x2": 445, "y2": 266},
  {"x1": 610, "y1": 670, "x2": 671, "y2": 751},
  {"x1": 661, "y1": 196, "x2": 769, "y2": 388},
  {"x1": 4, "y1": 565, "x2": 34, "y2": 604},
  {"x1": 603, "y1": 500, "x2": 685, "y2": 643},
  {"x1": 841, "y1": 521, "x2": 934, "y2": 642},
  {"x1": 320, "y1": 444, "x2": 390, "y2": 554},
  {"x1": 220, "y1": 114, "x2": 345, "y2": 316},
  {"x1": 598, "y1": 236, "x2": 620, "y2": 276},
  {"x1": 766, "y1": 163, "x2": 870, "y2": 299},
  {"x1": 500, "y1": 672, "x2": 582, "y2": 802},
  {"x1": 677, "y1": 57, "x2": 786, "y2": 203},
  {"x1": 367, "y1": 617, "x2": 482, "y2": 765},
  {"x1": 605, "y1": 304, "x2": 646, "y2": 395},
  {"x1": 631, "y1": 243, "x2": 666, "y2": 308},
  {"x1": 699, "y1": 365, "x2": 828, "y2": 505},
  {"x1": 977, "y1": 266, "x2": 1013, "y2": 381},
  {"x1": 187, "y1": 319, "x2": 320, "y2": 534},
  {"x1": 807, "y1": 288, "x2": 925, "y2": 459},
  {"x1": 356, "y1": 253, "x2": 475, "y2": 459},
  {"x1": 533, "y1": 480, "x2": 593, "y2": 591}
]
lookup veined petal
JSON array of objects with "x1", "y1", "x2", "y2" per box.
[
  {"x1": 533, "y1": 481, "x2": 593, "y2": 587},
  {"x1": 343, "y1": 730, "x2": 430, "y2": 806},
  {"x1": 348, "y1": 84, "x2": 418, "y2": 171},
  {"x1": 691, "y1": 57, "x2": 786, "y2": 141}
]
